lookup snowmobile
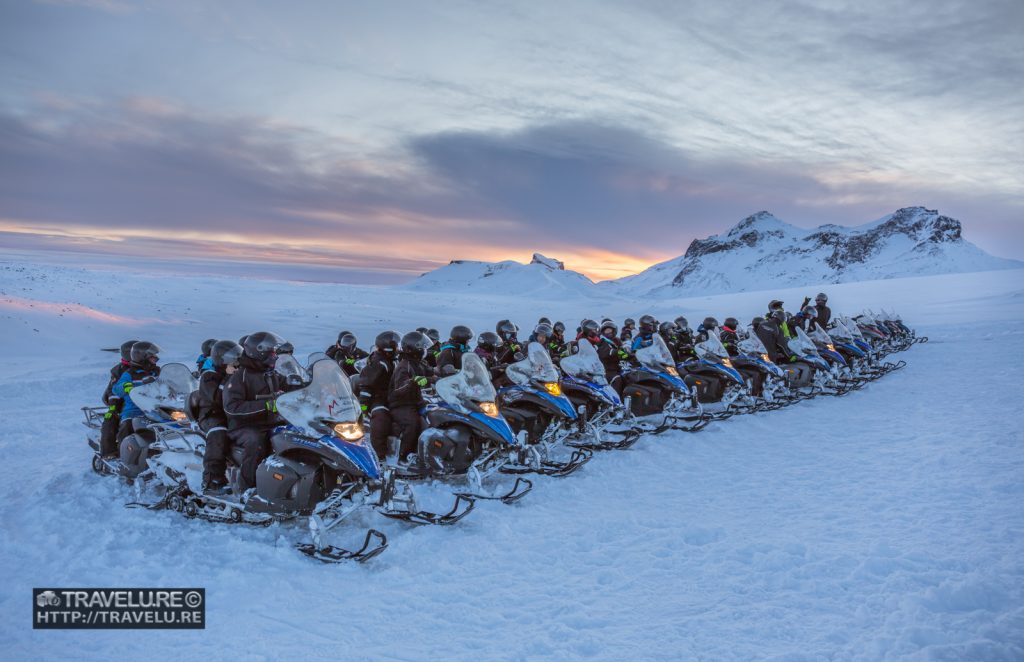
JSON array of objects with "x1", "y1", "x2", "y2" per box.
[
  {"x1": 678, "y1": 332, "x2": 746, "y2": 415},
  {"x1": 558, "y1": 339, "x2": 643, "y2": 451},
  {"x1": 395, "y1": 351, "x2": 534, "y2": 504},
  {"x1": 621, "y1": 334, "x2": 706, "y2": 428},
  {"x1": 144, "y1": 359, "x2": 472, "y2": 562},
  {"x1": 496, "y1": 342, "x2": 594, "y2": 476},
  {"x1": 83, "y1": 363, "x2": 201, "y2": 479},
  {"x1": 732, "y1": 328, "x2": 793, "y2": 407}
]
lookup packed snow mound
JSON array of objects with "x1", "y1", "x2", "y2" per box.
[
  {"x1": 609, "y1": 207, "x2": 1022, "y2": 297},
  {"x1": 403, "y1": 254, "x2": 597, "y2": 296}
]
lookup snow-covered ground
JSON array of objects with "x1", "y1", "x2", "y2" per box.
[{"x1": 1, "y1": 257, "x2": 1022, "y2": 660}]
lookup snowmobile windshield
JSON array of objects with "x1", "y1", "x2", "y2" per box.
[
  {"x1": 559, "y1": 340, "x2": 608, "y2": 385},
  {"x1": 789, "y1": 327, "x2": 820, "y2": 356},
  {"x1": 306, "y1": 351, "x2": 328, "y2": 369},
  {"x1": 275, "y1": 354, "x2": 309, "y2": 387},
  {"x1": 129, "y1": 363, "x2": 198, "y2": 416},
  {"x1": 436, "y1": 352, "x2": 497, "y2": 413},
  {"x1": 695, "y1": 332, "x2": 730, "y2": 361},
  {"x1": 842, "y1": 317, "x2": 865, "y2": 340},
  {"x1": 635, "y1": 334, "x2": 675, "y2": 371},
  {"x1": 829, "y1": 321, "x2": 854, "y2": 343},
  {"x1": 738, "y1": 327, "x2": 770, "y2": 356},
  {"x1": 276, "y1": 359, "x2": 361, "y2": 436},
  {"x1": 506, "y1": 341, "x2": 560, "y2": 385},
  {"x1": 808, "y1": 326, "x2": 834, "y2": 346}
]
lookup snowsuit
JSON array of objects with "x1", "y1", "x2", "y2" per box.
[
  {"x1": 593, "y1": 336, "x2": 626, "y2": 395},
  {"x1": 357, "y1": 350, "x2": 394, "y2": 460},
  {"x1": 816, "y1": 304, "x2": 832, "y2": 329},
  {"x1": 495, "y1": 336, "x2": 523, "y2": 366},
  {"x1": 388, "y1": 353, "x2": 433, "y2": 460},
  {"x1": 223, "y1": 355, "x2": 286, "y2": 491},
  {"x1": 721, "y1": 326, "x2": 765, "y2": 397},
  {"x1": 326, "y1": 345, "x2": 370, "y2": 377},
  {"x1": 196, "y1": 366, "x2": 230, "y2": 487},
  {"x1": 107, "y1": 364, "x2": 161, "y2": 456},
  {"x1": 98, "y1": 359, "x2": 131, "y2": 457},
  {"x1": 435, "y1": 342, "x2": 468, "y2": 377}
]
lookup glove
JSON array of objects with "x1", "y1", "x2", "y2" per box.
[
  {"x1": 344, "y1": 358, "x2": 356, "y2": 365},
  {"x1": 122, "y1": 382, "x2": 134, "y2": 394},
  {"x1": 802, "y1": 296, "x2": 811, "y2": 308},
  {"x1": 360, "y1": 404, "x2": 368, "y2": 413},
  {"x1": 509, "y1": 343, "x2": 520, "y2": 352},
  {"x1": 265, "y1": 400, "x2": 278, "y2": 413},
  {"x1": 617, "y1": 350, "x2": 629, "y2": 359},
  {"x1": 414, "y1": 376, "x2": 429, "y2": 387}
]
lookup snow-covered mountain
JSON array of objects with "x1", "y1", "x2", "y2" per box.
[
  {"x1": 609, "y1": 207, "x2": 1021, "y2": 297},
  {"x1": 402, "y1": 252, "x2": 598, "y2": 296}
]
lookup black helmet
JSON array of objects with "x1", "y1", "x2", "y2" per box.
[
  {"x1": 658, "y1": 321, "x2": 677, "y2": 335},
  {"x1": 751, "y1": 316, "x2": 765, "y2": 328},
  {"x1": 401, "y1": 331, "x2": 432, "y2": 358},
  {"x1": 702, "y1": 317, "x2": 719, "y2": 330},
  {"x1": 426, "y1": 328, "x2": 440, "y2": 343},
  {"x1": 534, "y1": 322, "x2": 553, "y2": 340},
  {"x1": 416, "y1": 327, "x2": 429, "y2": 334},
  {"x1": 201, "y1": 338, "x2": 217, "y2": 357},
  {"x1": 130, "y1": 341, "x2": 161, "y2": 365},
  {"x1": 238, "y1": 335, "x2": 249, "y2": 346},
  {"x1": 600, "y1": 320, "x2": 618, "y2": 335},
  {"x1": 639, "y1": 314, "x2": 657, "y2": 334},
  {"x1": 243, "y1": 331, "x2": 285, "y2": 365},
  {"x1": 374, "y1": 330, "x2": 401, "y2": 354},
  {"x1": 553, "y1": 321, "x2": 565, "y2": 334},
  {"x1": 815, "y1": 292, "x2": 828, "y2": 304},
  {"x1": 623, "y1": 317, "x2": 636, "y2": 328},
  {"x1": 477, "y1": 331, "x2": 502, "y2": 351},
  {"x1": 538, "y1": 317, "x2": 552, "y2": 325},
  {"x1": 674, "y1": 316, "x2": 689, "y2": 330},
  {"x1": 449, "y1": 325, "x2": 473, "y2": 345},
  {"x1": 336, "y1": 332, "x2": 357, "y2": 350},
  {"x1": 496, "y1": 319, "x2": 519, "y2": 341},
  {"x1": 211, "y1": 340, "x2": 243, "y2": 368},
  {"x1": 768, "y1": 300, "x2": 784, "y2": 311},
  {"x1": 278, "y1": 341, "x2": 294, "y2": 355},
  {"x1": 723, "y1": 317, "x2": 739, "y2": 330},
  {"x1": 119, "y1": 339, "x2": 139, "y2": 362},
  {"x1": 580, "y1": 319, "x2": 600, "y2": 338}
]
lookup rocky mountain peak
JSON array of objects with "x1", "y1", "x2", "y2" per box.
[{"x1": 530, "y1": 253, "x2": 565, "y2": 270}]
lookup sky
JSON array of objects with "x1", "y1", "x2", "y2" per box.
[{"x1": 1, "y1": 0, "x2": 1022, "y2": 283}]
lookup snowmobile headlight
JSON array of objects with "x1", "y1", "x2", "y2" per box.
[
  {"x1": 761, "y1": 353, "x2": 771, "y2": 363},
  {"x1": 827, "y1": 343, "x2": 835, "y2": 352},
  {"x1": 664, "y1": 366, "x2": 679, "y2": 377},
  {"x1": 542, "y1": 382, "x2": 562, "y2": 396},
  {"x1": 721, "y1": 358, "x2": 733, "y2": 368},
  {"x1": 333, "y1": 422, "x2": 364, "y2": 442},
  {"x1": 169, "y1": 410, "x2": 187, "y2": 422},
  {"x1": 478, "y1": 401, "x2": 499, "y2": 417}
]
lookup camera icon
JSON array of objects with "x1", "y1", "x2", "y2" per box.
[{"x1": 36, "y1": 591, "x2": 60, "y2": 608}]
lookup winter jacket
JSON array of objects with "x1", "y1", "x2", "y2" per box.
[
  {"x1": 619, "y1": 328, "x2": 634, "y2": 344},
  {"x1": 102, "y1": 359, "x2": 131, "y2": 406},
  {"x1": 592, "y1": 337, "x2": 624, "y2": 377},
  {"x1": 495, "y1": 337, "x2": 523, "y2": 366},
  {"x1": 223, "y1": 355, "x2": 287, "y2": 431},
  {"x1": 326, "y1": 345, "x2": 370, "y2": 376},
  {"x1": 756, "y1": 319, "x2": 794, "y2": 363},
  {"x1": 474, "y1": 346, "x2": 507, "y2": 382},
  {"x1": 816, "y1": 305, "x2": 832, "y2": 329},
  {"x1": 436, "y1": 342, "x2": 468, "y2": 376},
  {"x1": 357, "y1": 351, "x2": 394, "y2": 412},
  {"x1": 112, "y1": 364, "x2": 161, "y2": 420},
  {"x1": 720, "y1": 326, "x2": 740, "y2": 357},
  {"x1": 388, "y1": 354, "x2": 433, "y2": 409},
  {"x1": 195, "y1": 367, "x2": 229, "y2": 433}
]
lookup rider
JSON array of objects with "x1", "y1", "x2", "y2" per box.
[
  {"x1": 97, "y1": 339, "x2": 138, "y2": 460},
  {"x1": 619, "y1": 318, "x2": 636, "y2": 344},
  {"x1": 473, "y1": 331, "x2": 508, "y2": 385},
  {"x1": 436, "y1": 325, "x2": 473, "y2": 376},
  {"x1": 388, "y1": 331, "x2": 435, "y2": 464},
  {"x1": 529, "y1": 322, "x2": 560, "y2": 362},
  {"x1": 222, "y1": 331, "x2": 288, "y2": 494},
  {"x1": 357, "y1": 331, "x2": 400, "y2": 461},
  {"x1": 814, "y1": 293, "x2": 831, "y2": 328},
  {"x1": 197, "y1": 340, "x2": 242, "y2": 495},
  {"x1": 108, "y1": 341, "x2": 162, "y2": 457},
  {"x1": 588, "y1": 320, "x2": 626, "y2": 395},
  {"x1": 195, "y1": 338, "x2": 216, "y2": 374},
  {"x1": 424, "y1": 328, "x2": 442, "y2": 368},
  {"x1": 494, "y1": 320, "x2": 522, "y2": 365},
  {"x1": 630, "y1": 315, "x2": 659, "y2": 352},
  {"x1": 326, "y1": 331, "x2": 369, "y2": 376}
]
